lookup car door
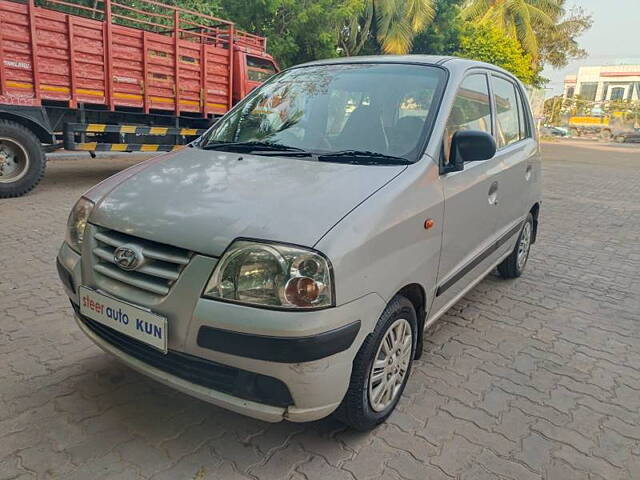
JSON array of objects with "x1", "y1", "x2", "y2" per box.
[
  {"x1": 489, "y1": 74, "x2": 538, "y2": 257},
  {"x1": 430, "y1": 71, "x2": 501, "y2": 317}
]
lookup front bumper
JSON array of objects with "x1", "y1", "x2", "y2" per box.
[
  {"x1": 58, "y1": 242, "x2": 385, "y2": 423},
  {"x1": 74, "y1": 312, "x2": 288, "y2": 422}
]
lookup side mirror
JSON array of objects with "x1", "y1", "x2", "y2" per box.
[{"x1": 446, "y1": 130, "x2": 497, "y2": 173}]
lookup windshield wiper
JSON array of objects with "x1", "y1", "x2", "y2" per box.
[
  {"x1": 200, "y1": 143, "x2": 410, "y2": 165},
  {"x1": 200, "y1": 141, "x2": 309, "y2": 154},
  {"x1": 318, "y1": 150, "x2": 411, "y2": 165}
]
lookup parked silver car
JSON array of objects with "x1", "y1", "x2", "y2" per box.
[
  {"x1": 614, "y1": 128, "x2": 640, "y2": 143},
  {"x1": 57, "y1": 56, "x2": 541, "y2": 430}
]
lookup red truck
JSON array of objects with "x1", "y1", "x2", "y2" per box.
[{"x1": 0, "y1": 0, "x2": 278, "y2": 197}]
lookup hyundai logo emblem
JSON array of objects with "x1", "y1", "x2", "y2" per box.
[{"x1": 113, "y1": 244, "x2": 144, "y2": 271}]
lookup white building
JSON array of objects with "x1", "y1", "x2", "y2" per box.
[{"x1": 563, "y1": 65, "x2": 640, "y2": 102}]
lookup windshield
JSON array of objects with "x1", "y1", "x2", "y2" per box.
[{"x1": 199, "y1": 63, "x2": 446, "y2": 162}]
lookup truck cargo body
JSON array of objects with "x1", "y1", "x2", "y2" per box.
[{"x1": 0, "y1": 0, "x2": 278, "y2": 197}]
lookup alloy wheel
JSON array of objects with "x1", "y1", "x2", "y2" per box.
[
  {"x1": 517, "y1": 221, "x2": 532, "y2": 270},
  {"x1": 368, "y1": 318, "x2": 412, "y2": 412}
]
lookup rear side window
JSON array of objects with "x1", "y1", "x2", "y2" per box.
[
  {"x1": 444, "y1": 73, "x2": 492, "y2": 163},
  {"x1": 247, "y1": 57, "x2": 277, "y2": 82},
  {"x1": 516, "y1": 88, "x2": 531, "y2": 140},
  {"x1": 492, "y1": 76, "x2": 521, "y2": 148}
]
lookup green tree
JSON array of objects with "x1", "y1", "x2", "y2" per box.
[
  {"x1": 535, "y1": 5, "x2": 592, "y2": 69},
  {"x1": 220, "y1": 0, "x2": 362, "y2": 68},
  {"x1": 460, "y1": 0, "x2": 562, "y2": 60},
  {"x1": 411, "y1": 0, "x2": 464, "y2": 55},
  {"x1": 340, "y1": 0, "x2": 436, "y2": 56},
  {"x1": 456, "y1": 24, "x2": 537, "y2": 85},
  {"x1": 543, "y1": 95, "x2": 565, "y2": 124}
]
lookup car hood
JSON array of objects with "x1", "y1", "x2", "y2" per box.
[{"x1": 87, "y1": 148, "x2": 406, "y2": 257}]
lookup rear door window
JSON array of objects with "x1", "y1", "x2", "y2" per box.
[
  {"x1": 492, "y1": 76, "x2": 521, "y2": 148},
  {"x1": 516, "y1": 88, "x2": 531, "y2": 140}
]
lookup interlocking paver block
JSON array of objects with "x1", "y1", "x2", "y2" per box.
[{"x1": 1, "y1": 142, "x2": 639, "y2": 479}]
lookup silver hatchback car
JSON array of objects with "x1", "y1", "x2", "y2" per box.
[{"x1": 57, "y1": 56, "x2": 541, "y2": 430}]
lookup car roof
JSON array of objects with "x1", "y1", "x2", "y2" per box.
[{"x1": 295, "y1": 55, "x2": 516, "y2": 80}]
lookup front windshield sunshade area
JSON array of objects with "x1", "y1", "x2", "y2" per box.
[{"x1": 200, "y1": 63, "x2": 446, "y2": 162}]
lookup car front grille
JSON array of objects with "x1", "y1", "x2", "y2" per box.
[
  {"x1": 75, "y1": 307, "x2": 293, "y2": 408},
  {"x1": 91, "y1": 227, "x2": 191, "y2": 297}
]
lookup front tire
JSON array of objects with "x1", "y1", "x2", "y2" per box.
[
  {"x1": 0, "y1": 120, "x2": 46, "y2": 198},
  {"x1": 335, "y1": 295, "x2": 417, "y2": 431},
  {"x1": 498, "y1": 213, "x2": 534, "y2": 279}
]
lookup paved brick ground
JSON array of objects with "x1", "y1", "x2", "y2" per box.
[{"x1": 1, "y1": 142, "x2": 639, "y2": 479}]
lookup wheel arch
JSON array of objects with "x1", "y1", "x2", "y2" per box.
[
  {"x1": 0, "y1": 110, "x2": 54, "y2": 144},
  {"x1": 395, "y1": 283, "x2": 427, "y2": 359}
]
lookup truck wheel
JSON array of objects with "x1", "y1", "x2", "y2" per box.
[
  {"x1": 498, "y1": 213, "x2": 534, "y2": 279},
  {"x1": 615, "y1": 135, "x2": 626, "y2": 143},
  {"x1": 569, "y1": 128, "x2": 579, "y2": 137},
  {"x1": 335, "y1": 295, "x2": 417, "y2": 431},
  {"x1": 0, "y1": 120, "x2": 46, "y2": 198},
  {"x1": 601, "y1": 129, "x2": 612, "y2": 141}
]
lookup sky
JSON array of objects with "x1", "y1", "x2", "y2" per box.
[{"x1": 542, "y1": 0, "x2": 640, "y2": 96}]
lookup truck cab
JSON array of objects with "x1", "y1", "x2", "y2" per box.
[{"x1": 233, "y1": 43, "x2": 279, "y2": 104}]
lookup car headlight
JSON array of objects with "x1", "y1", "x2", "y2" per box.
[
  {"x1": 204, "y1": 240, "x2": 334, "y2": 309},
  {"x1": 65, "y1": 197, "x2": 94, "y2": 253}
]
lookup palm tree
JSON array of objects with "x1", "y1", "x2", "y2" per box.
[
  {"x1": 340, "y1": 0, "x2": 436, "y2": 56},
  {"x1": 460, "y1": 0, "x2": 563, "y2": 60}
]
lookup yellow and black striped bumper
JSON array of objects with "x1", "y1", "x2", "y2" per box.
[
  {"x1": 63, "y1": 123, "x2": 208, "y2": 152},
  {"x1": 73, "y1": 143, "x2": 184, "y2": 152},
  {"x1": 72, "y1": 124, "x2": 206, "y2": 136}
]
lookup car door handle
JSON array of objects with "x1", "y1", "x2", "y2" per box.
[
  {"x1": 525, "y1": 164, "x2": 533, "y2": 181},
  {"x1": 488, "y1": 181, "x2": 499, "y2": 206}
]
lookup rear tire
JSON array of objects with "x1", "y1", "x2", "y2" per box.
[
  {"x1": 0, "y1": 120, "x2": 46, "y2": 198},
  {"x1": 335, "y1": 295, "x2": 417, "y2": 431},
  {"x1": 498, "y1": 213, "x2": 534, "y2": 279}
]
